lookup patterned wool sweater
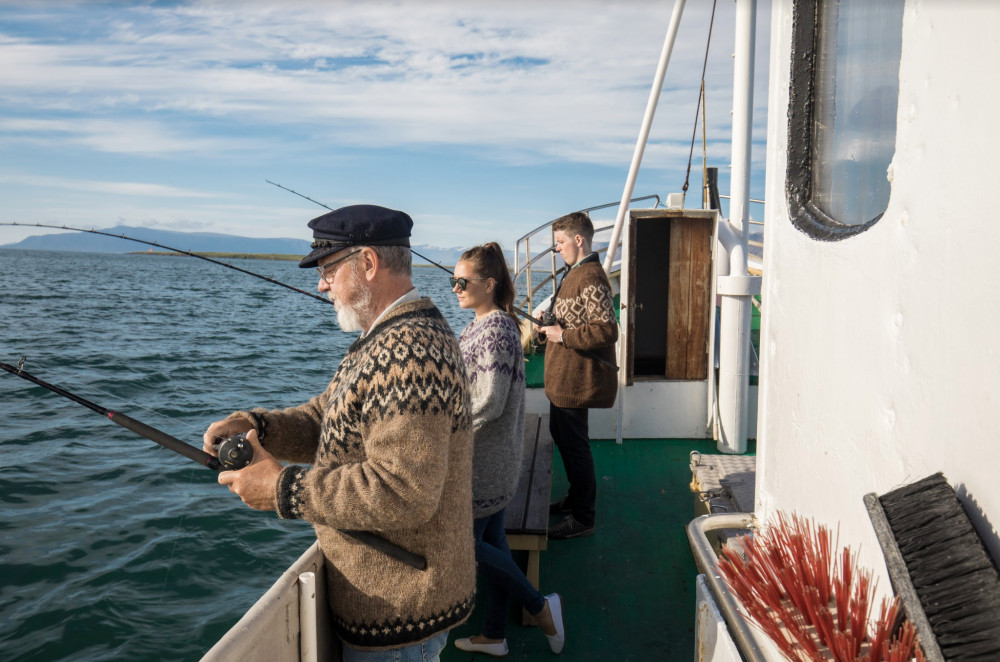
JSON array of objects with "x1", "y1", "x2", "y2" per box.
[
  {"x1": 544, "y1": 255, "x2": 619, "y2": 409},
  {"x1": 227, "y1": 298, "x2": 475, "y2": 650},
  {"x1": 459, "y1": 310, "x2": 526, "y2": 519}
]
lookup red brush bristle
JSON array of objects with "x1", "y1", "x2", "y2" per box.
[{"x1": 717, "y1": 512, "x2": 922, "y2": 662}]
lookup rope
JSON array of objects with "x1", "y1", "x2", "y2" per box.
[{"x1": 681, "y1": 0, "x2": 720, "y2": 205}]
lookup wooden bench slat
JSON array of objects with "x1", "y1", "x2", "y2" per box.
[
  {"x1": 520, "y1": 416, "x2": 553, "y2": 535},
  {"x1": 500, "y1": 413, "x2": 553, "y2": 624},
  {"x1": 504, "y1": 413, "x2": 540, "y2": 533}
]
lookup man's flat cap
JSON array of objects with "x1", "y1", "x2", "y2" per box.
[{"x1": 298, "y1": 204, "x2": 413, "y2": 268}]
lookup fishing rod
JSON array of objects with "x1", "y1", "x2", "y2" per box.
[
  {"x1": 0, "y1": 359, "x2": 428, "y2": 571},
  {"x1": 1, "y1": 358, "x2": 251, "y2": 470},
  {"x1": 0, "y1": 222, "x2": 333, "y2": 306},
  {"x1": 266, "y1": 181, "x2": 616, "y2": 370},
  {"x1": 511, "y1": 308, "x2": 619, "y2": 370},
  {"x1": 266, "y1": 179, "x2": 456, "y2": 274}
]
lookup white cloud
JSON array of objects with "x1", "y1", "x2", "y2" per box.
[
  {"x1": 0, "y1": 172, "x2": 218, "y2": 198},
  {"x1": 0, "y1": 1, "x2": 772, "y2": 248},
  {"x1": 0, "y1": 1, "x2": 770, "y2": 166}
]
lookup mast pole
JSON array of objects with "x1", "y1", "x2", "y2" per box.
[
  {"x1": 716, "y1": 0, "x2": 758, "y2": 453},
  {"x1": 729, "y1": 0, "x2": 757, "y2": 243},
  {"x1": 601, "y1": 0, "x2": 686, "y2": 276},
  {"x1": 606, "y1": 0, "x2": 687, "y2": 445}
]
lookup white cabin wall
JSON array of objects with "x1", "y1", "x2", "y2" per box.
[{"x1": 757, "y1": 0, "x2": 1000, "y2": 588}]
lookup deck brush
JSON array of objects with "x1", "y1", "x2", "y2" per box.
[
  {"x1": 865, "y1": 472, "x2": 1000, "y2": 662},
  {"x1": 718, "y1": 511, "x2": 921, "y2": 661}
]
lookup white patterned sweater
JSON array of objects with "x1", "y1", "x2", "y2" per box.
[{"x1": 459, "y1": 309, "x2": 526, "y2": 519}]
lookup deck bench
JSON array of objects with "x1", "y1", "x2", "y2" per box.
[{"x1": 503, "y1": 413, "x2": 554, "y2": 623}]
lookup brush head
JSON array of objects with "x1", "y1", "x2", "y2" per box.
[
  {"x1": 717, "y1": 512, "x2": 921, "y2": 661},
  {"x1": 876, "y1": 473, "x2": 1000, "y2": 661}
]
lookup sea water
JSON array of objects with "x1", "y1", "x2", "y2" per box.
[{"x1": 0, "y1": 248, "x2": 473, "y2": 661}]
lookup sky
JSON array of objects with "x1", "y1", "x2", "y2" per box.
[{"x1": 0, "y1": 0, "x2": 770, "y2": 251}]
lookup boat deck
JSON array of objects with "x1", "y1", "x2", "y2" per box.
[{"x1": 444, "y1": 436, "x2": 753, "y2": 661}]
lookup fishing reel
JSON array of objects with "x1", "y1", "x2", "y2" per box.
[
  {"x1": 216, "y1": 433, "x2": 254, "y2": 471},
  {"x1": 540, "y1": 311, "x2": 557, "y2": 327}
]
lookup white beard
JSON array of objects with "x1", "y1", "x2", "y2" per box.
[
  {"x1": 335, "y1": 299, "x2": 365, "y2": 332},
  {"x1": 333, "y1": 266, "x2": 374, "y2": 332}
]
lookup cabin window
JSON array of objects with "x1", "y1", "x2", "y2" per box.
[{"x1": 787, "y1": 0, "x2": 905, "y2": 239}]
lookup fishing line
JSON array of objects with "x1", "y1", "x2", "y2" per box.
[
  {"x1": 266, "y1": 179, "x2": 456, "y2": 275},
  {"x1": 265, "y1": 180, "x2": 618, "y2": 371},
  {"x1": 158, "y1": 459, "x2": 201, "y2": 605},
  {"x1": 0, "y1": 222, "x2": 333, "y2": 306}
]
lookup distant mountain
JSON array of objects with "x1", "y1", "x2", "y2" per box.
[
  {"x1": 1, "y1": 225, "x2": 486, "y2": 267},
  {"x1": 2, "y1": 225, "x2": 310, "y2": 255}
]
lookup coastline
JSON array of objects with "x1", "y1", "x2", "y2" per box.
[{"x1": 131, "y1": 251, "x2": 453, "y2": 267}]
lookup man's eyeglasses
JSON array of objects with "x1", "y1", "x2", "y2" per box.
[
  {"x1": 449, "y1": 276, "x2": 488, "y2": 291},
  {"x1": 317, "y1": 249, "x2": 362, "y2": 283}
]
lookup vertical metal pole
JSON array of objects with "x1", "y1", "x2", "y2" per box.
[
  {"x1": 525, "y1": 237, "x2": 533, "y2": 312},
  {"x1": 729, "y1": 0, "x2": 756, "y2": 243},
  {"x1": 602, "y1": 0, "x2": 687, "y2": 276},
  {"x1": 716, "y1": 0, "x2": 756, "y2": 453},
  {"x1": 607, "y1": 0, "x2": 688, "y2": 444},
  {"x1": 299, "y1": 572, "x2": 318, "y2": 662},
  {"x1": 550, "y1": 227, "x2": 557, "y2": 300}
]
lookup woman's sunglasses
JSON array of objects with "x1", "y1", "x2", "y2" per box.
[{"x1": 449, "y1": 276, "x2": 488, "y2": 291}]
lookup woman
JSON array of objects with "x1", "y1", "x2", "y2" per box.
[{"x1": 451, "y1": 242, "x2": 565, "y2": 657}]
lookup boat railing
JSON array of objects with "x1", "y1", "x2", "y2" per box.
[
  {"x1": 719, "y1": 194, "x2": 765, "y2": 260},
  {"x1": 513, "y1": 194, "x2": 660, "y2": 314}
]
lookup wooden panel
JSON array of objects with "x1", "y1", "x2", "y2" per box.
[
  {"x1": 666, "y1": 217, "x2": 712, "y2": 379},
  {"x1": 505, "y1": 534, "x2": 546, "y2": 551},
  {"x1": 522, "y1": 414, "x2": 554, "y2": 536},
  {"x1": 504, "y1": 413, "x2": 539, "y2": 533}
]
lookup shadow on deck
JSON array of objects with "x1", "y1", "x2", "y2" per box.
[{"x1": 443, "y1": 437, "x2": 732, "y2": 662}]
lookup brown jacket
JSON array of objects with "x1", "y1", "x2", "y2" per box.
[{"x1": 543, "y1": 256, "x2": 619, "y2": 408}]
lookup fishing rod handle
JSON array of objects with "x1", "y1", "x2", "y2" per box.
[{"x1": 107, "y1": 410, "x2": 219, "y2": 468}]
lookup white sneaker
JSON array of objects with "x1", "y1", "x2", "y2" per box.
[
  {"x1": 544, "y1": 593, "x2": 565, "y2": 654},
  {"x1": 454, "y1": 637, "x2": 509, "y2": 657}
]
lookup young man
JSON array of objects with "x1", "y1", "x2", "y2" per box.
[
  {"x1": 202, "y1": 204, "x2": 475, "y2": 662},
  {"x1": 537, "y1": 211, "x2": 618, "y2": 540}
]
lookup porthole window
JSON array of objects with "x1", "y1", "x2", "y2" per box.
[{"x1": 787, "y1": 0, "x2": 905, "y2": 240}]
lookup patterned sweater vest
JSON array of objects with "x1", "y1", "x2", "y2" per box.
[
  {"x1": 459, "y1": 310, "x2": 525, "y2": 518},
  {"x1": 229, "y1": 298, "x2": 475, "y2": 650},
  {"x1": 544, "y1": 260, "x2": 619, "y2": 409}
]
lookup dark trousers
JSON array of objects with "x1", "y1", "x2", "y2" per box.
[{"x1": 549, "y1": 403, "x2": 596, "y2": 526}]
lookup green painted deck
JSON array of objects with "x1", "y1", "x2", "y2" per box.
[
  {"x1": 459, "y1": 299, "x2": 763, "y2": 659},
  {"x1": 443, "y1": 436, "x2": 730, "y2": 661}
]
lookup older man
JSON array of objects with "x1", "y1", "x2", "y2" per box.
[{"x1": 203, "y1": 205, "x2": 475, "y2": 662}]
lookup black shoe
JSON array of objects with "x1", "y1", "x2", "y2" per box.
[
  {"x1": 549, "y1": 495, "x2": 572, "y2": 515},
  {"x1": 548, "y1": 515, "x2": 595, "y2": 540}
]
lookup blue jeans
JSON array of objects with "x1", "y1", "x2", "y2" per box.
[
  {"x1": 475, "y1": 509, "x2": 546, "y2": 639},
  {"x1": 342, "y1": 631, "x2": 448, "y2": 662}
]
